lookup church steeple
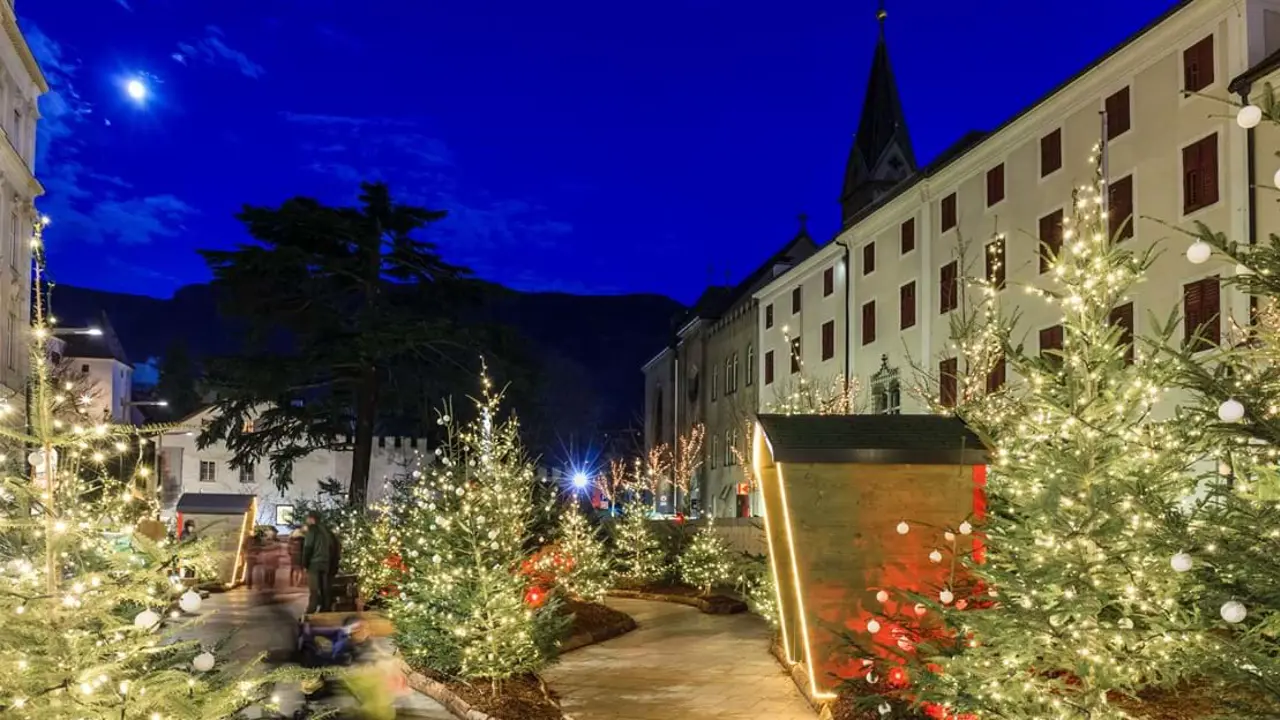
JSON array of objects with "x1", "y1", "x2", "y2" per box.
[{"x1": 840, "y1": 1, "x2": 916, "y2": 227}]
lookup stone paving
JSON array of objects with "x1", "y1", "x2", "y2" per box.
[{"x1": 545, "y1": 598, "x2": 815, "y2": 720}]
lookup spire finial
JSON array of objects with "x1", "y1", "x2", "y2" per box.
[{"x1": 877, "y1": 0, "x2": 887, "y2": 35}]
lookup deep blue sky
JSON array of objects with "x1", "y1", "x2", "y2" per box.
[{"x1": 23, "y1": 0, "x2": 1176, "y2": 304}]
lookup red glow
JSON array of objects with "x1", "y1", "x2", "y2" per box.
[
  {"x1": 524, "y1": 586, "x2": 547, "y2": 608},
  {"x1": 972, "y1": 465, "x2": 988, "y2": 564}
]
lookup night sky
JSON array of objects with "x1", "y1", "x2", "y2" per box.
[{"x1": 23, "y1": 0, "x2": 1176, "y2": 304}]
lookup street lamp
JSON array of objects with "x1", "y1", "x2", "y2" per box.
[{"x1": 50, "y1": 327, "x2": 102, "y2": 337}]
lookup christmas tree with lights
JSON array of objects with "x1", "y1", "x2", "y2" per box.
[
  {"x1": 0, "y1": 218, "x2": 277, "y2": 719},
  {"x1": 613, "y1": 504, "x2": 664, "y2": 587},
  {"x1": 868, "y1": 153, "x2": 1208, "y2": 719},
  {"x1": 390, "y1": 376, "x2": 568, "y2": 683},
  {"x1": 677, "y1": 520, "x2": 732, "y2": 596},
  {"x1": 552, "y1": 505, "x2": 613, "y2": 603}
]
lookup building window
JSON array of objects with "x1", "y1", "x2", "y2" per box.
[
  {"x1": 791, "y1": 287, "x2": 801, "y2": 314},
  {"x1": 724, "y1": 429, "x2": 733, "y2": 466},
  {"x1": 941, "y1": 193, "x2": 957, "y2": 232},
  {"x1": 199, "y1": 460, "x2": 217, "y2": 483},
  {"x1": 822, "y1": 320, "x2": 835, "y2": 360},
  {"x1": 239, "y1": 463, "x2": 255, "y2": 484},
  {"x1": 727, "y1": 353, "x2": 738, "y2": 394},
  {"x1": 394, "y1": 436, "x2": 402, "y2": 448},
  {"x1": 80, "y1": 364, "x2": 89, "y2": 373},
  {"x1": 1039, "y1": 324, "x2": 1064, "y2": 365},
  {"x1": 6, "y1": 312, "x2": 14, "y2": 370},
  {"x1": 275, "y1": 504, "x2": 295, "y2": 526},
  {"x1": 823, "y1": 266, "x2": 835, "y2": 296},
  {"x1": 9, "y1": 212, "x2": 18, "y2": 270},
  {"x1": 986, "y1": 236, "x2": 1006, "y2": 290},
  {"x1": 11, "y1": 110, "x2": 20, "y2": 154},
  {"x1": 746, "y1": 343, "x2": 754, "y2": 386},
  {"x1": 939, "y1": 358, "x2": 958, "y2": 408},
  {"x1": 1041, "y1": 129, "x2": 1062, "y2": 177},
  {"x1": 710, "y1": 434, "x2": 718, "y2": 470},
  {"x1": 939, "y1": 261, "x2": 958, "y2": 314},
  {"x1": 1109, "y1": 174, "x2": 1134, "y2": 241},
  {"x1": 1183, "y1": 35, "x2": 1215, "y2": 93},
  {"x1": 410, "y1": 437, "x2": 418, "y2": 448},
  {"x1": 901, "y1": 218, "x2": 915, "y2": 254},
  {"x1": 900, "y1": 281, "x2": 916, "y2": 329},
  {"x1": 861, "y1": 301, "x2": 876, "y2": 346},
  {"x1": 986, "y1": 357, "x2": 1006, "y2": 393},
  {"x1": 764, "y1": 350, "x2": 775, "y2": 385},
  {"x1": 1039, "y1": 209, "x2": 1064, "y2": 274},
  {"x1": 862, "y1": 242, "x2": 876, "y2": 275},
  {"x1": 1105, "y1": 87, "x2": 1131, "y2": 139},
  {"x1": 1109, "y1": 302, "x2": 1135, "y2": 365},
  {"x1": 765, "y1": 303, "x2": 774, "y2": 329},
  {"x1": 711, "y1": 365, "x2": 718, "y2": 401},
  {"x1": 871, "y1": 356, "x2": 900, "y2": 415},
  {"x1": 1183, "y1": 276, "x2": 1221, "y2": 350},
  {"x1": 986, "y1": 164, "x2": 1005, "y2": 206},
  {"x1": 1182, "y1": 133, "x2": 1219, "y2": 214},
  {"x1": 790, "y1": 337, "x2": 802, "y2": 374}
]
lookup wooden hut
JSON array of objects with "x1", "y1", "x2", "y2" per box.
[
  {"x1": 753, "y1": 414, "x2": 989, "y2": 701},
  {"x1": 175, "y1": 493, "x2": 257, "y2": 586}
]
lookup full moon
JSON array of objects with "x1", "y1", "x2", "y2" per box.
[{"x1": 125, "y1": 78, "x2": 147, "y2": 101}]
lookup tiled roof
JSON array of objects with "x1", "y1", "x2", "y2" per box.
[{"x1": 757, "y1": 413, "x2": 988, "y2": 465}]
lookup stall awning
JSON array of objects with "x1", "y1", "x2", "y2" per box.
[
  {"x1": 175, "y1": 493, "x2": 256, "y2": 515},
  {"x1": 756, "y1": 414, "x2": 988, "y2": 465}
]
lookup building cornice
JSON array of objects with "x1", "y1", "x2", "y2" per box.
[
  {"x1": 641, "y1": 346, "x2": 674, "y2": 372},
  {"x1": 1, "y1": 3, "x2": 48, "y2": 94}
]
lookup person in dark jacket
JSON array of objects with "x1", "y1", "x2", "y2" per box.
[{"x1": 301, "y1": 512, "x2": 335, "y2": 613}]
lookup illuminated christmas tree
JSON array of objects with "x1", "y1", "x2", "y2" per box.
[
  {"x1": 867, "y1": 153, "x2": 1208, "y2": 719},
  {"x1": 554, "y1": 505, "x2": 613, "y2": 602},
  {"x1": 677, "y1": 520, "x2": 732, "y2": 596},
  {"x1": 0, "y1": 218, "x2": 277, "y2": 719},
  {"x1": 613, "y1": 504, "x2": 663, "y2": 586},
  {"x1": 390, "y1": 376, "x2": 568, "y2": 682}
]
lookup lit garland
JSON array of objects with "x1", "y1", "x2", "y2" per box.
[{"x1": 0, "y1": 216, "x2": 280, "y2": 719}]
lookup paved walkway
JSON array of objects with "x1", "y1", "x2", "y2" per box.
[{"x1": 545, "y1": 598, "x2": 815, "y2": 720}]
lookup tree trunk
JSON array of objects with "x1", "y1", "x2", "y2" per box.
[{"x1": 349, "y1": 364, "x2": 379, "y2": 506}]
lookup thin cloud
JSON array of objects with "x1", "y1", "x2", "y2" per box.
[{"x1": 176, "y1": 26, "x2": 265, "y2": 79}]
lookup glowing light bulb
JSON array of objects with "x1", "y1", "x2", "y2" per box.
[{"x1": 126, "y1": 78, "x2": 147, "y2": 101}]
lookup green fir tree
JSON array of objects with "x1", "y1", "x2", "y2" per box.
[
  {"x1": 613, "y1": 505, "x2": 663, "y2": 587},
  {"x1": 555, "y1": 505, "x2": 613, "y2": 602}
]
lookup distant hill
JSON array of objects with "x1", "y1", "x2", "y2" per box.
[{"x1": 48, "y1": 281, "x2": 684, "y2": 452}]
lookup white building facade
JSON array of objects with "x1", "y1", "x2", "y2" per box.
[
  {"x1": 159, "y1": 406, "x2": 426, "y2": 529},
  {"x1": 1, "y1": 0, "x2": 45, "y2": 402},
  {"x1": 757, "y1": 0, "x2": 1277, "y2": 419}
]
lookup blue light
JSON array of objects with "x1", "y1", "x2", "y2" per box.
[{"x1": 571, "y1": 471, "x2": 589, "y2": 490}]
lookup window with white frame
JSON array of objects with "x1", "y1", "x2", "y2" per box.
[
  {"x1": 724, "y1": 429, "x2": 733, "y2": 466},
  {"x1": 9, "y1": 211, "x2": 17, "y2": 269},
  {"x1": 239, "y1": 463, "x2": 255, "y2": 484},
  {"x1": 199, "y1": 460, "x2": 217, "y2": 483}
]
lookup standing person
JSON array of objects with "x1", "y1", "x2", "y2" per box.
[
  {"x1": 260, "y1": 527, "x2": 280, "y2": 592},
  {"x1": 301, "y1": 511, "x2": 334, "y2": 614},
  {"x1": 289, "y1": 528, "x2": 306, "y2": 587}
]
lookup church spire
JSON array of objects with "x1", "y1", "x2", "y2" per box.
[{"x1": 840, "y1": 1, "x2": 916, "y2": 227}]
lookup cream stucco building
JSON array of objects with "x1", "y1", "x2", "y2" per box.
[
  {"x1": 645, "y1": 0, "x2": 1280, "y2": 518},
  {"x1": 0, "y1": 1, "x2": 46, "y2": 405}
]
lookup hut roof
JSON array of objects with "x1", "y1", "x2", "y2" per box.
[
  {"x1": 175, "y1": 493, "x2": 256, "y2": 515},
  {"x1": 756, "y1": 414, "x2": 988, "y2": 465}
]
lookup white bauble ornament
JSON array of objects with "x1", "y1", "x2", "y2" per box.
[
  {"x1": 944, "y1": 531, "x2": 956, "y2": 542},
  {"x1": 940, "y1": 589, "x2": 955, "y2": 605},
  {"x1": 192, "y1": 651, "x2": 216, "y2": 672},
  {"x1": 1186, "y1": 240, "x2": 1212, "y2": 265},
  {"x1": 878, "y1": 703, "x2": 892, "y2": 716},
  {"x1": 1237, "y1": 104, "x2": 1263, "y2": 129},
  {"x1": 133, "y1": 609, "x2": 160, "y2": 630},
  {"x1": 875, "y1": 590, "x2": 889, "y2": 604},
  {"x1": 1219, "y1": 399, "x2": 1245, "y2": 423},
  {"x1": 1274, "y1": 167, "x2": 1280, "y2": 191},
  {"x1": 914, "y1": 603, "x2": 926, "y2": 616},
  {"x1": 1171, "y1": 552, "x2": 1193, "y2": 573},
  {"x1": 866, "y1": 619, "x2": 881, "y2": 634},
  {"x1": 958, "y1": 521, "x2": 972, "y2": 535},
  {"x1": 1221, "y1": 600, "x2": 1247, "y2": 624},
  {"x1": 928, "y1": 549, "x2": 943, "y2": 564},
  {"x1": 866, "y1": 672, "x2": 877, "y2": 684},
  {"x1": 895, "y1": 521, "x2": 909, "y2": 535},
  {"x1": 179, "y1": 589, "x2": 202, "y2": 614}
]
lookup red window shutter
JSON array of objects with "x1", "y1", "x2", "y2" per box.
[
  {"x1": 941, "y1": 194, "x2": 957, "y2": 232},
  {"x1": 986, "y1": 164, "x2": 1005, "y2": 206},
  {"x1": 792, "y1": 287, "x2": 802, "y2": 313},
  {"x1": 986, "y1": 356, "x2": 1006, "y2": 393},
  {"x1": 940, "y1": 261, "x2": 958, "y2": 313},
  {"x1": 1184, "y1": 35, "x2": 1214, "y2": 93},
  {"x1": 822, "y1": 321, "x2": 835, "y2": 360},
  {"x1": 1039, "y1": 210, "x2": 1063, "y2": 273},
  {"x1": 1106, "y1": 87, "x2": 1130, "y2": 139},
  {"x1": 1109, "y1": 302, "x2": 1135, "y2": 364},
  {"x1": 863, "y1": 242, "x2": 876, "y2": 275},
  {"x1": 823, "y1": 267, "x2": 834, "y2": 297},
  {"x1": 1183, "y1": 134, "x2": 1219, "y2": 214},
  {"x1": 1108, "y1": 175, "x2": 1134, "y2": 241},
  {"x1": 790, "y1": 337, "x2": 802, "y2": 373},
  {"x1": 764, "y1": 350, "x2": 774, "y2": 384},
  {"x1": 1039, "y1": 324, "x2": 1063, "y2": 356},
  {"x1": 901, "y1": 218, "x2": 915, "y2": 254},
  {"x1": 862, "y1": 302, "x2": 876, "y2": 345},
  {"x1": 765, "y1": 303, "x2": 774, "y2": 328},
  {"x1": 1201, "y1": 277, "x2": 1221, "y2": 347},
  {"x1": 985, "y1": 238, "x2": 1006, "y2": 289},
  {"x1": 939, "y1": 358, "x2": 958, "y2": 408},
  {"x1": 1201, "y1": 135, "x2": 1219, "y2": 209},
  {"x1": 1041, "y1": 129, "x2": 1062, "y2": 176},
  {"x1": 900, "y1": 281, "x2": 916, "y2": 329}
]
